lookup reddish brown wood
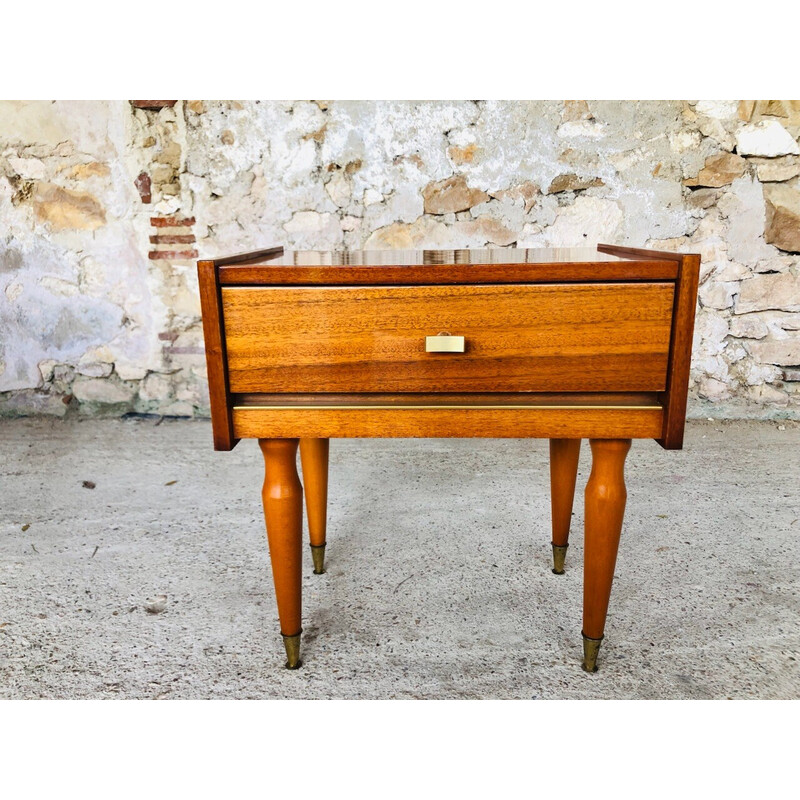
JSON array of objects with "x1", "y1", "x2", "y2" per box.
[
  {"x1": 299, "y1": 438, "x2": 329, "y2": 549},
  {"x1": 660, "y1": 254, "x2": 700, "y2": 449},
  {"x1": 583, "y1": 439, "x2": 631, "y2": 640},
  {"x1": 598, "y1": 244, "x2": 700, "y2": 449},
  {"x1": 232, "y1": 405, "x2": 663, "y2": 440},
  {"x1": 197, "y1": 260, "x2": 238, "y2": 450},
  {"x1": 234, "y1": 392, "x2": 661, "y2": 407},
  {"x1": 598, "y1": 244, "x2": 685, "y2": 262},
  {"x1": 259, "y1": 439, "x2": 303, "y2": 637},
  {"x1": 222, "y1": 283, "x2": 674, "y2": 394},
  {"x1": 550, "y1": 439, "x2": 581, "y2": 548}
]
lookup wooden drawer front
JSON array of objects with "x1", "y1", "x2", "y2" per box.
[{"x1": 222, "y1": 283, "x2": 675, "y2": 393}]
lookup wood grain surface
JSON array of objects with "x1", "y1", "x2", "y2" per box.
[
  {"x1": 222, "y1": 283, "x2": 675, "y2": 394},
  {"x1": 197, "y1": 259, "x2": 238, "y2": 450},
  {"x1": 233, "y1": 405, "x2": 663, "y2": 439},
  {"x1": 599, "y1": 244, "x2": 700, "y2": 449}
]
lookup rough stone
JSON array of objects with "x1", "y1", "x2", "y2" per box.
[
  {"x1": 38, "y1": 275, "x2": 79, "y2": 297},
  {"x1": 736, "y1": 120, "x2": 800, "y2": 157},
  {"x1": 363, "y1": 217, "x2": 455, "y2": 249},
  {"x1": 8, "y1": 156, "x2": 47, "y2": 180},
  {"x1": 754, "y1": 256, "x2": 798, "y2": 274},
  {"x1": 5, "y1": 281, "x2": 23, "y2": 302},
  {"x1": 736, "y1": 273, "x2": 800, "y2": 314},
  {"x1": 699, "y1": 280, "x2": 738, "y2": 310},
  {"x1": 562, "y1": 100, "x2": 593, "y2": 122},
  {"x1": 38, "y1": 359, "x2": 57, "y2": 384},
  {"x1": 76, "y1": 361, "x2": 113, "y2": 378},
  {"x1": 32, "y1": 183, "x2": 106, "y2": 231},
  {"x1": 422, "y1": 175, "x2": 488, "y2": 215},
  {"x1": 670, "y1": 129, "x2": 702, "y2": 153},
  {"x1": 72, "y1": 378, "x2": 135, "y2": 405},
  {"x1": 546, "y1": 173, "x2": 604, "y2": 193},
  {"x1": 740, "y1": 360, "x2": 781, "y2": 386},
  {"x1": 447, "y1": 144, "x2": 481, "y2": 165},
  {"x1": 455, "y1": 216, "x2": 517, "y2": 246},
  {"x1": 65, "y1": 162, "x2": 110, "y2": 180},
  {"x1": 155, "y1": 141, "x2": 181, "y2": 169},
  {"x1": 539, "y1": 196, "x2": 623, "y2": 247},
  {"x1": 761, "y1": 100, "x2": 796, "y2": 119},
  {"x1": 325, "y1": 170, "x2": 351, "y2": 207},
  {"x1": 745, "y1": 339, "x2": 800, "y2": 366},
  {"x1": 696, "y1": 116, "x2": 735, "y2": 151},
  {"x1": 113, "y1": 363, "x2": 148, "y2": 382},
  {"x1": 686, "y1": 188, "x2": 719, "y2": 209},
  {"x1": 282, "y1": 211, "x2": 343, "y2": 247},
  {"x1": 718, "y1": 175, "x2": 776, "y2": 265},
  {"x1": 714, "y1": 260, "x2": 750, "y2": 281},
  {"x1": 139, "y1": 372, "x2": 172, "y2": 402},
  {"x1": 748, "y1": 383, "x2": 789, "y2": 405},
  {"x1": 695, "y1": 101, "x2": 739, "y2": 120},
  {"x1": 763, "y1": 183, "x2": 800, "y2": 252},
  {"x1": 684, "y1": 153, "x2": 746, "y2": 188},
  {"x1": 698, "y1": 377, "x2": 731, "y2": 401},
  {"x1": 729, "y1": 316, "x2": 769, "y2": 339},
  {"x1": 489, "y1": 181, "x2": 539, "y2": 212},
  {"x1": 558, "y1": 120, "x2": 605, "y2": 139},
  {"x1": 755, "y1": 156, "x2": 800, "y2": 183}
]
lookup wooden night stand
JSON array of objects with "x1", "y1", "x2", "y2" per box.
[{"x1": 197, "y1": 245, "x2": 700, "y2": 672}]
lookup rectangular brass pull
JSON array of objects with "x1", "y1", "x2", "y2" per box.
[{"x1": 425, "y1": 334, "x2": 465, "y2": 353}]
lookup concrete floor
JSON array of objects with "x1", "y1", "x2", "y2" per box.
[{"x1": 1, "y1": 417, "x2": 798, "y2": 699}]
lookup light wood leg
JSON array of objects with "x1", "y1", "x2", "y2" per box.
[
  {"x1": 299, "y1": 437, "x2": 329, "y2": 574},
  {"x1": 582, "y1": 438, "x2": 631, "y2": 672},
  {"x1": 259, "y1": 438, "x2": 303, "y2": 669},
  {"x1": 549, "y1": 438, "x2": 581, "y2": 574}
]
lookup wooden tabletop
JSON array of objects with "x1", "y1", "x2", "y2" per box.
[{"x1": 208, "y1": 245, "x2": 680, "y2": 285}]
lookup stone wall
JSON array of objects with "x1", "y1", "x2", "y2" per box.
[{"x1": 1, "y1": 100, "x2": 799, "y2": 419}]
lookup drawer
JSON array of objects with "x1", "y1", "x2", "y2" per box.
[{"x1": 221, "y1": 283, "x2": 675, "y2": 393}]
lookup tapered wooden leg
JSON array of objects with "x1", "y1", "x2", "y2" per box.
[
  {"x1": 299, "y1": 438, "x2": 329, "y2": 575},
  {"x1": 259, "y1": 438, "x2": 303, "y2": 669},
  {"x1": 549, "y1": 438, "x2": 581, "y2": 574},
  {"x1": 582, "y1": 438, "x2": 631, "y2": 672}
]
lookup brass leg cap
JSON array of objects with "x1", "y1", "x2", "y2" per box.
[
  {"x1": 581, "y1": 632, "x2": 603, "y2": 673},
  {"x1": 281, "y1": 632, "x2": 302, "y2": 669},
  {"x1": 552, "y1": 543, "x2": 568, "y2": 575},
  {"x1": 310, "y1": 543, "x2": 326, "y2": 575}
]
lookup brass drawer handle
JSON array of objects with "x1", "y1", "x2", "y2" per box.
[{"x1": 425, "y1": 332, "x2": 465, "y2": 353}]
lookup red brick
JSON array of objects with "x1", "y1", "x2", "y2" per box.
[
  {"x1": 148, "y1": 249, "x2": 199, "y2": 260},
  {"x1": 134, "y1": 172, "x2": 152, "y2": 203},
  {"x1": 149, "y1": 234, "x2": 196, "y2": 244},
  {"x1": 150, "y1": 216, "x2": 195, "y2": 228}
]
